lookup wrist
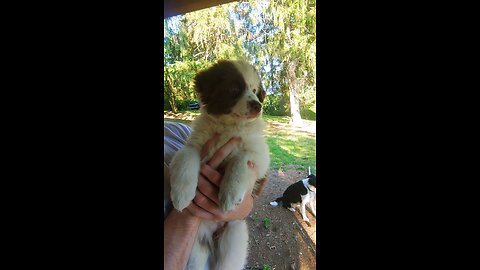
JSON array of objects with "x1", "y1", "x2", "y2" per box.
[{"x1": 168, "y1": 208, "x2": 201, "y2": 226}]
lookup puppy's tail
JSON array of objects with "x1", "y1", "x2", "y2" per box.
[{"x1": 270, "y1": 197, "x2": 283, "y2": 206}]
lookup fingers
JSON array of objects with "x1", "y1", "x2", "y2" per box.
[
  {"x1": 188, "y1": 135, "x2": 246, "y2": 222},
  {"x1": 201, "y1": 133, "x2": 219, "y2": 160},
  {"x1": 200, "y1": 164, "x2": 222, "y2": 188},
  {"x1": 197, "y1": 174, "x2": 220, "y2": 204},
  {"x1": 208, "y1": 137, "x2": 241, "y2": 169},
  {"x1": 187, "y1": 189, "x2": 254, "y2": 222},
  {"x1": 186, "y1": 201, "x2": 216, "y2": 220},
  {"x1": 193, "y1": 190, "x2": 224, "y2": 217},
  {"x1": 187, "y1": 190, "x2": 225, "y2": 221}
]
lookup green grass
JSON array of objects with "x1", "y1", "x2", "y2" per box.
[
  {"x1": 262, "y1": 115, "x2": 316, "y2": 173},
  {"x1": 262, "y1": 114, "x2": 290, "y2": 123},
  {"x1": 164, "y1": 111, "x2": 316, "y2": 174},
  {"x1": 266, "y1": 132, "x2": 316, "y2": 173}
]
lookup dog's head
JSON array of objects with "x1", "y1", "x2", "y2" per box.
[
  {"x1": 307, "y1": 174, "x2": 316, "y2": 188},
  {"x1": 194, "y1": 60, "x2": 266, "y2": 122}
]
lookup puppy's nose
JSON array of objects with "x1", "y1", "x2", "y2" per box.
[{"x1": 248, "y1": 100, "x2": 262, "y2": 113}]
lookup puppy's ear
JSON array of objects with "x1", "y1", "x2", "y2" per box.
[
  {"x1": 256, "y1": 86, "x2": 266, "y2": 103},
  {"x1": 193, "y1": 70, "x2": 207, "y2": 96},
  {"x1": 194, "y1": 60, "x2": 246, "y2": 115},
  {"x1": 194, "y1": 61, "x2": 225, "y2": 97}
]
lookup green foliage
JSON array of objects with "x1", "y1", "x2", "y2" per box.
[
  {"x1": 300, "y1": 103, "x2": 316, "y2": 120},
  {"x1": 263, "y1": 264, "x2": 272, "y2": 270},
  {"x1": 262, "y1": 217, "x2": 272, "y2": 229},
  {"x1": 164, "y1": 0, "x2": 316, "y2": 120},
  {"x1": 262, "y1": 94, "x2": 288, "y2": 116}
]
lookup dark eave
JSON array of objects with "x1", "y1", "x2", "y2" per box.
[{"x1": 164, "y1": 0, "x2": 238, "y2": 18}]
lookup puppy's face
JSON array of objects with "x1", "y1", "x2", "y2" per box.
[{"x1": 194, "y1": 60, "x2": 266, "y2": 122}]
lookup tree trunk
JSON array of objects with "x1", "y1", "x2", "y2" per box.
[
  {"x1": 164, "y1": 89, "x2": 177, "y2": 113},
  {"x1": 287, "y1": 62, "x2": 302, "y2": 125},
  {"x1": 165, "y1": 72, "x2": 178, "y2": 113}
]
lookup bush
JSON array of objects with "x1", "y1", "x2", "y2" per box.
[
  {"x1": 175, "y1": 99, "x2": 195, "y2": 111},
  {"x1": 263, "y1": 94, "x2": 288, "y2": 116},
  {"x1": 300, "y1": 107, "x2": 316, "y2": 120}
]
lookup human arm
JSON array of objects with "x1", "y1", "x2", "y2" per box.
[
  {"x1": 163, "y1": 134, "x2": 244, "y2": 270},
  {"x1": 163, "y1": 209, "x2": 200, "y2": 270}
]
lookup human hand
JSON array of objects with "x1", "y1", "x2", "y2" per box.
[{"x1": 185, "y1": 134, "x2": 256, "y2": 222}]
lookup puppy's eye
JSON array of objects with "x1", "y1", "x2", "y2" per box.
[{"x1": 253, "y1": 89, "x2": 256, "y2": 93}]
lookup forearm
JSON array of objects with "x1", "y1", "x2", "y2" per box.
[{"x1": 164, "y1": 210, "x2": 201, "y2": 270}]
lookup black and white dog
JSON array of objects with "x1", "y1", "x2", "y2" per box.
[{"x1": 271, "y1": 173, "x2": 316, "y2": 225}]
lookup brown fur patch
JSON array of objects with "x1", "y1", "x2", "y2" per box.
[
  {"x1": 256, "y1": 85, "x2": 266, "y2": 103},
  {"x1": 194, "y1": 60, "x2": 246, "y2": 115}
]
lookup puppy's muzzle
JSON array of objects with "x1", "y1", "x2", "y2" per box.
[{"x1": 248, "y1": 100, "x2": 262, "y2": 114}]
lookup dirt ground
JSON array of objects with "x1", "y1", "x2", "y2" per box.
[{"x1": 244, "y1": 168, "x2": 317, "y2": 270}]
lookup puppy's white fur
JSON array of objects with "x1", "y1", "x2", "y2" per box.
[{"x1": 169, "y1": 60, "x2": 270, "y2": 270}]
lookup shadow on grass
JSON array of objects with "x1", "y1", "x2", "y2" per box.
[{"x1": 266, "y1": 135, "x2": 316, "y2": 172}]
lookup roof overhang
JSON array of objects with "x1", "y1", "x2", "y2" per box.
[{"x1": 164, "y1": 0, "x2": 238, "y2": 18}]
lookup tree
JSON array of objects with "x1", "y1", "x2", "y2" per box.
[
  {"x1": 264, "y1": 0, "x2": 316, "y2": 124},
  {"x1": 163, "y1": 0, "x2": 316, "y2": 121}
]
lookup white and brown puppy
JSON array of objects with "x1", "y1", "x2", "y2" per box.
[{"x1": 169, "y1": 60, "x2": 270, "y2": 270}]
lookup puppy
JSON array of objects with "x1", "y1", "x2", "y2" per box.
[
  {"x1": 272, "y1": 174, "x2": 316, "y2": 226},
  {"x1": 169, "y1": 60, "x2": 270, "y2": 270}
]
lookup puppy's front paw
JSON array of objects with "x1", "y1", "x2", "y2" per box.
[
  {"x1": 170, "y1": 172, "x2": 197, "y2": 211},
  {"x1": 171, "y1": 186, "x2": 196, "y2": 211},
  {"x1": 169, "y1": 147, "x2": 201, "y2": 212},
  {"x1": 219, "y1": 190, "x2": 245, "y2": 212}
]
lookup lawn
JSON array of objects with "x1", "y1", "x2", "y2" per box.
[{"x1": 164, "y1": 111, "x2": 316, "y2": 174}]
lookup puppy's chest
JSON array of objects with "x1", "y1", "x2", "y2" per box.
[{"x1": 201, "y1": 133, "x2": 246, "y2": 164}]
